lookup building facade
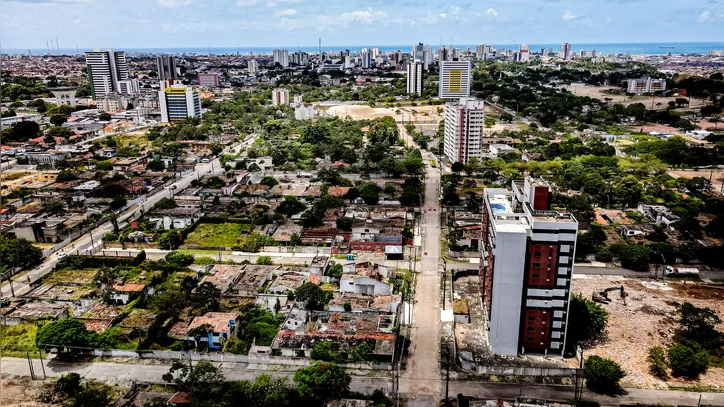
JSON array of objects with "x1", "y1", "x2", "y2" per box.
[
  {"x1": 247, "y1": 59, "x2": 259, "y2": 74},
  {"x1": 271, "y1": 88, "x2": 290, "y2": 106},
  {"x1": 85, "y1": 49, "x2": 129, "y2": 99},
  {"x1": 159, "y1": 84, "x2": 202, "y2": 123},
  {"x1": 406, "y1": 61, "x2": 423, "y2": 96},
  {"x1": 519, "y1": 44, "x2": 530, "y2": 62},
  {"x1": 117, "y1": 79, "x2": 139, "y2": 96},
  {"x1": 560, "y1": 43, "x2": 572, "y2": 60},
  {"x1": 626, "y1": 77, "x2": 666, "y2": 94},
  {"x1": 439, "y1": 60, "x2": 471, "y2": 99},
  {"x1": 273, "y1": 49, "x2": 289, "y2": 68},
  {"x1": 443, "y1": 97, "x2": 485, "y2": 164},
  {"x1": 198, "y1": 73, "x2": 220, "y2": 87},
  {"x1": 480, "y1": 178, "x2": 578, "y2": 356},
  {"x1": 156, "y1": 55, "x2": 178, "y2": 81}
]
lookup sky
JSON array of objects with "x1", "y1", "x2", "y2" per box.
[{"x1": 1, "y1": 0, "x2": 724, "y2": 49}]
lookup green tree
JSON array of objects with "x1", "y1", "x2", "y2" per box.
[
  {"x1": 56, "y1": 170, "x2": 79, "y2": 183},
  {"x1": 99, "y1": 112, "x2": 112, "y2": 121},
  {"x1": 335, "y1": 217, "x2": 353, "y2": 231},
  {"x1": 310, "y1": 341, "x2": 338, "y2": 361},
  {"x1": 162, "y1": 360, "x2": 225, "y2": 401},
  {"x1": 300, "y1": 124, "x2": 331, "y2": 145},
  {"x1": 359, "y1": 182, "x2": 381, "y2": 205},
  {"x1": 36, "y1": 318, "x2": 95, "y2": 352},
  {"x1": 50, "y1": 114, "x2": 68, "y2": 126},
  {"x1": 165, "y1": 251, "x2": 195, "y2": 267},
  {"x1": 0, "y1": 235, "x2": 43, "y2": 272},
  {"x1": 289, "y1": 232, "x2": 302, "y2": 247},
  {"x1": 668, "y1": 342, "x2": 709, "y2": 378},
  {"x1": 276, "y1": 196, "x2": 307, "y2": 217},
  {"x1": 328, "y1": 263, "x2": 343, "y2": 279},
  {"x1": 152, "y1": 197, "x2": 178, "y2": 211},
  {"x1": 567, "y1": 294, "x2": 609, "y2": 349},
  {"x1": 295, "y1": 282, "x2": 331, "y2": 310},
  {"x1": 260, "y1": 176, "x2": 279, "y2": 187},
  {"x1": 343, "y1": 301, "x2": 352, "y2": 312},
  {"x1": 676, "y1": 302, "x2": 723, "y2": 349},
  {"x1": 55, "y1": 373, "x2": 82, "y2": 396},
  {"x1": 584, "y1": 356, "x2": 626, "y2": 393},
  {"x1": 110, "y1": 197, "x2": 127, "y2": 210},
  {"x1": 647, "y1": 346, "x2": 669, "y2": 379},
  {"x1": 157, "y1": 230, "x2": 181, "y2": 250},
  {"x1": 256, "y1": 255, "x2": 273, "y2": 265},
  {"x1": 192, "y1": 281, "x2": 221, "y2": 313},
  {"x1": 47, "y1": 126, "x2": 74, "y2": 139},
  {"x1": 293, "y1": 362, "x2": 351, "y2": 402},
  {"x1": 614, "y1": 175, "x2": 643, "y2": 208}
]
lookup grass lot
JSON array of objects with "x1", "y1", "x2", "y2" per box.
[
  {"x1": 114, "y1": 133, "x2": 149, "y2": 148},
  {"x1": 45, "y1": 268, "x2": 98, "y2": 285},
  {"x1": 185, "y1": 223, "x2": 250, "y2": 248},
  {"x1": 0, "y1": 324, "x2": 39, "y2": 357}
]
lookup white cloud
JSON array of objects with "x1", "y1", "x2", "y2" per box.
[
  {"x1": 319, "y1": 8, "x2": 389, "y2": 27},
  {"x1": 698, "y1": 10, "x2": 711, "y2": 21},
  {"x1": 237, "y1": 0, "x2": 261, "y2": 6},
  {"x1": 274, "y1": 8, "x2": 296, "y2": 16},
  {"x1": 449, "y1": 6, "x2": 461, "y2": 16},
  {"x1": 439, "y1": 12, "x2": 447, "y2": 19},
  {"x1": 157, "y1": 0, "x2": 191, "y2": 7},
  {"x1": 421, "y1": 10, "x2": 439, "y2": 24},
  {"x1": 486, "y1": 8, "x2": 498, "y2": 17},
  {"x1": 267, "y1": 0, "x2": 303, "y2": 6},
  {"x1": 562, "y1": 10, "x2": 577, "y2": 20},
  {"x1": 275, "y1": 17, "x2": 303, "y2": 29}
]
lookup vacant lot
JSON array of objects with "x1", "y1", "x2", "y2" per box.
[
  {"x1": 0, "y1": 323, "x2": 39, "y2": 357},
  {"x1": 671, "y1": 169, "x2": 724, "y2": 195},
  {"x1": 114, "y1": 132, "x2": 149, "y2": 148},
  {"x1": 0, "y1": 378, "x2": 54, "y2": 407},
  {"x1": 185, "y1": 223, "x2": 249, "y2": 248},
  {"x1": 564, "y1": 85, "x2": 708, "y2": 109},
  {"x1": 326, "y1": 104, "x2": 443, "y2": 123},
  {"x1": 44, "y1": 268, "x2": 98, "y2": 285},
  {"x1": 570, "y1": 275, "x2": 724, "y2": 389}
]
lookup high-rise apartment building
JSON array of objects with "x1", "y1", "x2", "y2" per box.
[
  {"x1": 158, "y1": 83, "x2": 201, "y2": 123},
  {"x1": 481, "y1": 178, "x2": 578, "y2": 356},
  {"x1": 476, "y1": 44, "x2": 487, "y2": 59},
  {"x1": 412, "y1": 43, "x2": 432, "y2": 70},
  {"x1": 519, "y1": 44, "x2": 530, "y2": 62},
  {"x1": 117, "y1": 79, "x2": 139, "y2": 96},
  {"x1": 156, "y1": 55, "x2": 178, "y2": 81},
  {"x1": 443, "y1": 97, "x2": 484, "y2": 164},
  {"x1": 626, "y1": 77, "x2": 666, "y2": 94},
  {"x1": 560, "y1": 43, "x2": 572, "y2": 60},
  {"x1": 247, "y1": 60, "x2": 259, "y2": 74},
  {"x1": 291, "y1": 51, "x2": 309, "y2": 66},
  {"x1": 439, "y1": 60, "x2": 471, "y2": 99},
  {"x1": 361, "y1": 51, "x2": 372, "y2": 68},
  {"x1": 406, "y1": 61, "x2": 423, "y2": 96},
  {"x1": 273, "y1": 49, "x2": 289, "y2": 68},
  {"x1": 85, "y1": 49, "x2": 129, "y2": 99},
  {"x1": 198, "y1": 73, "x2": 220, "y2": 87},
  {"x1": 271, "y1": 88, "x2": 290, "y2": 106}
]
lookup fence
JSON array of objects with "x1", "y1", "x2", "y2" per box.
[
  {"x1": 475, "y1": 364, "x2": 578, "y2": 377},
  {"x1": 90, "y1": 349, "x2": 250, "y2": 363}
]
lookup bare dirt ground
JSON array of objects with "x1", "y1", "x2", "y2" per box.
[
  {"x1": 670, "y1": 169, "x2": 724, "y2": 194},
  {"x1": 0, "y1": 171, "x2": 36, "y2": 196},
  {"x1": 569, "y1": 275, "x2": 724, "y2": 389},
  {"x1": 564, "y1": 85, "x2": 708, "y2": 109},
  {"x1": 325, "y1": 104, "x2": 443, "y2": 123},
  {"x1": 0, "y1": 378, "x2": 56, "y2": 407}
]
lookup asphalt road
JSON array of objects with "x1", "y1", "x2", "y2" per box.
[{"x1": 0, "y1": 156, "x2": 224, "y2": 299}]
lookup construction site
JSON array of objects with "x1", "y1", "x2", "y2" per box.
[{"x1": 570, "y1": 274, "x2": 724, "y2": 389}]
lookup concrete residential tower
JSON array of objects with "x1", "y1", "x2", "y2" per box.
[
  {"x1": 85, "y1": 49, "x2": 129, "y2": 99},
  {"x1": 159, "y1": 82, "x2": 202, "y2": 123},
  {"x1": 271, "y1": 88, "x2": 290, "y2": 106},
  {"x1": 156, "y1": 55, "x2": 178, "y2": 81},
  {"x1": 481, "y1": 178, "x2": 578, "y2": 356},
  {"x1": 442, "y1": 97, "x2": 484, "y2": 164},
  {"x1": 439, "y1": 60, "x2": 471, "y2": 99},
  {"x1": 406, "y1": 61, "x2": 423, "y2": 96}
]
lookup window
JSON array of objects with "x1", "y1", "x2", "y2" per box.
[
  {"x1": 533, "y1": 263, "x2": 541, "y2": 268},
  {"x1": 528, "y1": 327, "x2": 535, "y2": 332},
  {"x1": 532, "y1": 274, "x2": 540, "y2": 279},
  {"x1": 533, "y1": 251, "x2": 542, "y2": 257},
  {"x1": 528, "y1": 316, "x2": 536, "y2": 321},
  {"x1": 527, "y1": 337, "x2": 534, "y2": 342}
]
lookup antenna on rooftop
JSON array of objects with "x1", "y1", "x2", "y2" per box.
[
  {"x1": 76, "y1": 44, "x2": 80, "y2": 55},
  {"x1": 56, "y1": 38, "x2": 60, "y2": 55}
]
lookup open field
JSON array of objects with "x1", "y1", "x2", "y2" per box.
[
  {"x1": 564, "y1": 85, "x2": 709, "y2": 109},
  {"x1": 0, "y1": 171, "x2": 37, "y2": 196},
  {"x1": 670, "y1": 169, "x2": 724, "y2": 194},
  {"x1": 114, "y1": 132, "x2": 150, "y2": 148},
  {"x1": 325, "y1": 104, "x2": 444, "y2": 123},
  {"x1": 570, "y1": 275, "x2": 724, "y2": 389},
  {"x1": 184, "y1": 222, "x2": 249, "y2": 248},
  {"x1": 0, "y1": 323, "x2": 39, "y2": 357},
  {"x1": 44, "y1": 268, "x2": 98, "y2": 285}
]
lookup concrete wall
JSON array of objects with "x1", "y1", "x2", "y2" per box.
[
  {"x1": 489, "y1": 228, "x2": 527, "y2": 356},
  {"x1": 475, "y1": 364, "x2": 577, "y2": 377}
]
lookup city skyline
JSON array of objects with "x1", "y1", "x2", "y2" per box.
[{"x1": 2, "y1": 0, "x2": 724, "y2": 49}]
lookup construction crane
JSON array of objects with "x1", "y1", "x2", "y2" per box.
[{"x1": 592, "y1": 286, "x2": 626, "y2": 304}]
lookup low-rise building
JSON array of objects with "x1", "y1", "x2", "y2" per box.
[
  {"x1": 187, "y1": 312, "x2": 240, "y2": 350},
  {"x1": 2, "y1": 301, "x2": 69, "y2": 325},
  {"x1": 637, "y1": 203, "x2": 680, "y2": 226},
  {"x1": 148, "y1": 207, "x2": 203, "y2": 230},
  {"x1": 110, "y1": 283, "x2": 153, "y2": 305}
]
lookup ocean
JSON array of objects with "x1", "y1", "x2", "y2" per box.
[{"x1": 4, "y1": 42, "x2": 724, "y2": 56}]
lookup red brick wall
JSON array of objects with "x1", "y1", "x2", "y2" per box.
[
  {"x1": 523, "y1": 309, "x2": 551, "y2": 350},
  {"x1": 527, "y1": 243, "x2": 557, "y2": 287}
]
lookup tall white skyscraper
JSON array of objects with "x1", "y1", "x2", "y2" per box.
[
  {"x1": 406, "y1": 61, "x2": 423, "y2": 96},
  {"x1": 159, "y1": 83, "x2": 201, "y2": 123},
  {"x1": 156, "y1": 55, "x2": 178, "y2": 81},
  {"x1": 443, "y1": 97, "x2": 485, "y2": 164},
  {"x1": 273, "y1": 49, "x2": 289, "y2": 68},
  {"x1": 476, "y1": 44, "x2": 487, "y2": 59},
  {"x1": 519, "y1": 44, "x2": 530, "y2": 62},
  {"x1": 85, "y1": 49, "x2": 129, "y2": 99},
  {"x1": 439, "y1": 60, "x2": 471, "y2": 99},
  {"x1": 412, "y1": 43, "x2": 432, "y2": 70},
  {"x1": 248, "y1": 59, "x2": 259, "y2": 74},
  {"x1": 560, "y1": 43, "x2": 572, "y2": 60}
]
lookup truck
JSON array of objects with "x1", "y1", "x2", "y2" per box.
[{"x1": 664, "y1": 266, "x2": 700, "y2": 277}]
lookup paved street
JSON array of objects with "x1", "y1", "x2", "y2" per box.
[{"x1": 399, "y1": 149, "x2": 442, "y2": 401}]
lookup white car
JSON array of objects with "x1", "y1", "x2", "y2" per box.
[{"x1": 57, "y1": 252, "x2": 68, "y2": 260}]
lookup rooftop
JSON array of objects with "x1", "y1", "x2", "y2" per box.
[{"x1": 188, "y1": 312, "x2": 240, "y2": 334}]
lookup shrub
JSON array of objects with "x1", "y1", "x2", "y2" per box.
[
  {"x1": 256, "y1": 256, "x2": 273, "y2": 265},
  {"x1": 647, "y1": 346, "x2": 669, "y2": 379},
  {"x1": 584, "y1": 356, "x2": 626, "y2": 393},
  {"x1": 668, "y1": 342, "x2": 709, "y2": 378}
]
